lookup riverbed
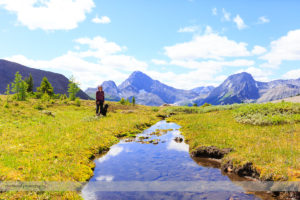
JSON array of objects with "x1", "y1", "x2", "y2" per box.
[{"x1": 82, "y1": 120, "x2": 271, "y2": 200}]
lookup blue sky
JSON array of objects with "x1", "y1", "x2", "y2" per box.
[{"x1": 0, "y1": 0, "x2": 300, "y2": 90}]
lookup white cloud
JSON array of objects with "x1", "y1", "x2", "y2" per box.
[
  {"x1": 212, "y1": 7, "x2": 217, "y2": 16},
  {"x1": 233, "y1": 14, "x2": 247, "y2": 30},
  {"x1": 251, "y1": 45, "x2": 267, "y2": 55},
  {"x1": 92, "y1": 15, "x2": 111, "y2": 24},
  {"x1": 151, "y1": 59, "x2": 168, "y2": 65},
  {"x1": 5, "y1": 36, "x2": 147, "y2": 89},
  {"x1": 164, "y1": 33, "x2": 250, "y2": 60},
  {"x1": 237, "y1": 67, "x2": 272, "y2": 82},
  {"x1": 282, "y1": 69, "x2": 300, "y2": 79},
  {"x1": 222, "y1": 8, "x2": 231, "y2": 21},
  {"x1": 261, "y1": 29, "x2": 300, "y2": 68},
  {"x1": 0, "y1": 0, "x2": 95, "y2": 31},
  {"x1": 178, "y1": 25, "x2": 199, "y2": 33},
  {"x1": 258, "y1": 16, "x2": 270, "y2": 24}
]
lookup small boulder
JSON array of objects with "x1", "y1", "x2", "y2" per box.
[{"x1": 174, "y1": 137, "x2": 184, "y2": 143}]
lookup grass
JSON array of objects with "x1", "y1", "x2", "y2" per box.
[
  {"x1": 164, "y1": 104, "x2": 242, "y2": 114},
  {"x1": 0, "y1": 96, "x2": 159, "y2": 199},
  {"x1": 167, "y1": 102, "x2": 300, "y2": 181},
  {"x1": 234, "y1": 102, "x2": 300, "y2": 125}
]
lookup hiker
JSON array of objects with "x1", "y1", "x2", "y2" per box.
[{"x1": 96, "y1": 86, "x2": 105, "y2": 116}]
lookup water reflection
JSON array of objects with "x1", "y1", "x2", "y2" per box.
[{"x1": 82, "y1": 121, "x2": 265, "y2": 200}]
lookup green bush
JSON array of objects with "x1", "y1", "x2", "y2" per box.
[
  {"x1": 120, "y1": 98, "x2": 126, "y2": 105},
  {"x1": 233, "y1": 102, "x2": 300, "y2": 125},
  {"x1": 201, "y1": 102, "x2": 212, "y2": 107},
  {"x1": 75, "y1": 98, "x2": 81, "y2": 107},
  {"x1": 151, "y1": 107, "x2": 159, "y2": 112},
  {"x1": 34, "y1": 102, "x2": 44, "y2": 110}
]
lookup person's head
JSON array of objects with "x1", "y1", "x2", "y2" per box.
[{"x1": 98, "y1": 86, "x2": 103, "y2": 91}]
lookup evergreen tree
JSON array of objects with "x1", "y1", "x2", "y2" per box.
[
  {"x1": 37, "y1": 77, "x2": 54, "y2": 96},
  {"x1": 68, "y1": 76, "x2": 80, "y2": 101},
  {"x1": 11, "y1": 72, "x2": 28, "y2": 101},
  {"x1": 25, "y1": 73, "x2": 34, "y2": 93},
  {"x1": 132, "y1": 96, "x2": 136, "y2": 106}
]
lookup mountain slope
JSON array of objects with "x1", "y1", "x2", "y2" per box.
[
  {"x1": 0, "y1": 59, "x2": 90, "y2": 99},
  {"x1": 118, "y1": 71, "x2": 199, "y2": 105},
  {"x1": 199, "y1": 72, "x2": 260, "y2": 105}
]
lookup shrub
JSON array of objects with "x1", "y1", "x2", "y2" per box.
[
  {"x1": 75, "y1": 98, "x2": 81, "y2": 107},
  {"x1": 152, "y1": 107, "x2": 159, "y2": 112},
  {"x1": 193, "y1": 103, "x2": 198, "y2": 107},
  {"x1": 201, "y1": 103, "x2": 212, "y2": 107},
  {"x1": 34, "y1": 102, "x2": 44, "y2": 110},
  {"x1": 41, "y1": 93, "x2": 51, "y2": 102},
  {"x1": 3, "y1": 102, "x2": 9, "y2": 109},
  {"x1": 233, "y1": 102, "x2": 300, "y2": 125},
  {"x1": 120, "y1": 98, "x2": 126, "y2": 105}
]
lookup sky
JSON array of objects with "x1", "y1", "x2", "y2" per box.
[{"x1": 0, "y1": 0, "x2": 300, "y2": 90}]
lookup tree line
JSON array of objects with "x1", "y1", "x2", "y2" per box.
[{"x1": 5, "y1": 72, "x2": 80, "y2": 102}]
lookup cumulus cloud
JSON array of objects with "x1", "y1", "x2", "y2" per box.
[
  {"x1": 0, "y1": 0, "x2": 95, "y2": 31},
  {"x1": 261, "y1": 29, "x2": 300, "y2": 68},
  {"x1": 251, "y1": 45, "x2": 267, "y2": 55},
  {"x1": 233, "y1": 14, "x2": 247, "y2": 30},
  {"x1": 92, "y1": 15, "x2": 111, "y2": 24},
  {"x1": 5, "y1": 36, "x2": 147, "y2": 89},
  {"x1": 258, "y1": 16, "x2": 270, "y2": 24},
  {"x1": 164, "y1": 33, "x2": 250, "y2": 60},
  {"x1": 282, "y1": 69, "x2": 300, "y2": 79}
]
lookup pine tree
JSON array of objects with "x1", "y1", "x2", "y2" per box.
[
  {"x1": 11, "y1": 72, "x2": 28, "y2": 101},
  {"x1": 37, "y1": 77, "x2": 54, "y2": 96},
  {"x1": 25, "y1": 73, "x2": 34, "y2": 93},
  {"x1": 68, "y1": 76, "x2": 80, "y2": 101},
  {"x1": 132, "y1": 96, "x2": 136, "y2": 106}
]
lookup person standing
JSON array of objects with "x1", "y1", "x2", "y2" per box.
[{"x1": 96, "y1": 86, "x2": 105, "y2": 116}]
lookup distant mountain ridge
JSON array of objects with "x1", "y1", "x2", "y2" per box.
[
  {"x1": 87, "y1": 71, "x2": 300, "y2": 106},
  {"x1": 0, "y1": 59, "x2": 90, "y2": 99},
  {"x1": 85, "y1": 71, "x2": 214, "y2": 106}
]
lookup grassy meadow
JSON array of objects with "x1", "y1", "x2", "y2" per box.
[
  {"x1": 0, "y1": 95, "x2": 159, "y2": 199},
  {"x1": 165, "y1": 102, "x2": 300, "y2": 181},
  {"x1": 0, "y1": 93, "x2": 299, "y2": 199}
]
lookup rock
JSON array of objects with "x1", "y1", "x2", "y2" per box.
[
  {"x1": 191, "y1": 146, "x2": 232, "y2": 159},
  {"x1": 174, "y1": 137, "x2": 184, "y2": 143}
]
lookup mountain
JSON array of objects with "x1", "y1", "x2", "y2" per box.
[
  {"x1": 87, "y1": 71, "x2": 300, "y2": 106},
  {"x1": 85, "y1": 81, "x2": 121, "y2": 101},
  {"x1": 86, "y1": 71, "x2": 200, "y2": 106},
  {"x1": 198, "y1": 72, "x2": 260, "y2": 105},
  {"x1": 0, "y1": 59, "x2": 90, "y2": 99},
  {"x1": 118, "y1": 71, "x2": 199, "y2": 105},
  {"x1": 197, "y1": 72, "x2": 300, "y2": 105}
]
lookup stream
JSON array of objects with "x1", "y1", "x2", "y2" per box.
[{"x1": 82, "y1": 120, "x2": 271, "y2": 200}]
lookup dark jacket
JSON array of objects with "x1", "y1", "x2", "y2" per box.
[{"x1": 96, "y1": 91, "x2": 105, "y2": 102}]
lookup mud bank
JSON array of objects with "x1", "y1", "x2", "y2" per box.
[{"x1": 191, "y1": 146, "x2": 300, "y2": 200}]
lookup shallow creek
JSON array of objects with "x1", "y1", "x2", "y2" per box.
[{"x1": 82, "y1": 120, "x2": 273, "y2": 200}]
